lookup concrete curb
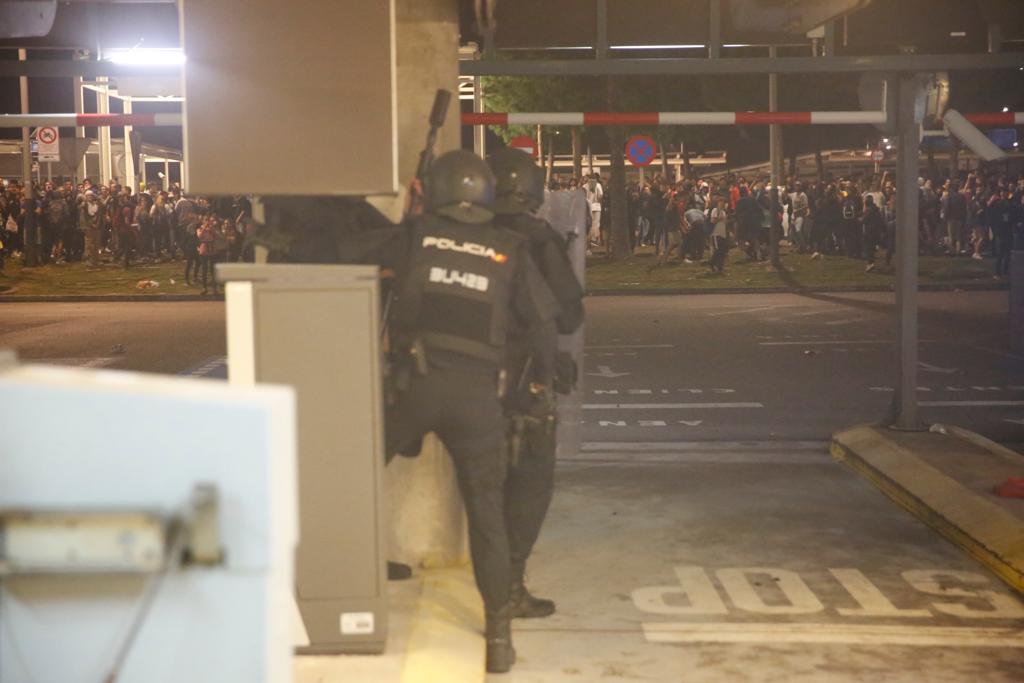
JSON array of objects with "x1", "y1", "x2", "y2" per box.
[
  {"x1": 0, "y1": 294, "x2": 224, "y2": 303},
  {"x1": 588, "y1": 283, "x2": 1008, "y2": 296},
  {"x1": 0, "y1": 282, "x2": 1005, "y2": 302},
  {"x1": 831, "y1": 425, "x2": 1024, "y2": 593}
]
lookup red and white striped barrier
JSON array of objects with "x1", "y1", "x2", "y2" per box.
[
  {"x1": 0, "y1": 112, "x2": 183, "y2": 128},
  {"x1": 0, "y1": 110, "x2": 1020, "y2": 129},
  {"x1": 462, "y1": 111, "x2": 1024, "y2": 127}
]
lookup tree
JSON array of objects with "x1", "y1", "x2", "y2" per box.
[{"x1": 481, "y1": 74, "x2": 601, "y2": 176}]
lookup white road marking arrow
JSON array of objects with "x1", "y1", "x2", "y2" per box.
[
  {"x1": 918, "y1": 361, "x2": 959, "y2": 374},
  {"x1": 587, "y1": 364, "x2": 631, "y2": 379}
]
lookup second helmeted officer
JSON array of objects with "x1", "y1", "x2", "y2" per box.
[{"x1": 487, "y1": 148, "x2": 584, "y2": 620}]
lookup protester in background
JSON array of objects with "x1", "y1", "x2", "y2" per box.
[
  {"x1": 182, "y1": 213, "x2": 201, "y2": 286},
  {"x1": 989, "y1": 188, "x2": 1015, "y2": 280},
  {"x1": 708, "y1": 195, "x2": 730, "y2": 274},
  {"x1": 79, "y1": 189, "x2": 101, "y2": 267},
  {"x1": 862, "y1": 194, "x2": 885, "y2": 273},
  {"x1": 586, "y1": 174, "x2": 603, "y2": 248},
  {"x1": 196, "y1": 215, "x2": 220, "y2": 296}
]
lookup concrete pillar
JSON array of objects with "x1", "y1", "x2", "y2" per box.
[
  {"x1": 768, "y1": 46, "x2": 783, "y2": 185},
  {"x1": 893, "y1": 74, "x2": 924, "y2": 430},
  {"x1": 73, "y1": 51, "x2": 87, "y2": 182},
  {"x1": 123, "y1": 97, "x2": 135, "y2": 191},
  {"x1": 19, "y1": 49, "x2": 37, "y2": 267},
  {"x1": 386, "y1": 0, "x2": 469, "y2": 570},
  {"x1": 98, "y1": 78, "x2": 112, "y2": 185}
]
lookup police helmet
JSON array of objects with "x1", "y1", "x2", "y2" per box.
[
  {"x1": 424, "y1": 150, "x2": 496, "y2": 224},
  {"x1": 487, "y1": 147, "x2": 545, "y2": 215}
]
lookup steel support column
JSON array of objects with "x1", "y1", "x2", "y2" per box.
[
  {"x1": 768, "y1": 46, "x2": 783, "y2": 184},
  {"x1": 123, "y1": 96, "x2": 135, "y2": 190},
  {"x1": 893, "y1": 73, "x2": 924, "y2": 431},
  {"x1": 708, "y1": 0, "x2": 722, "y2": 59},
  {"x1": 19, "y1": 49, "x2": 37, "y2": 267},
  {"x1": 98, "y1": 78, "x2": 112, "y2": 185},
  {"x1": 595, "y1": 0, "x2": 609, "y2": 61},
  {"x1": 73, "y1": 50, "x2": 86, "y2": 182}
]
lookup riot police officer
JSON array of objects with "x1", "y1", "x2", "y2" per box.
[
  {"x1": 339, "y1": 150, "x2": 559, "y2": 674},
  {"x1": 487, "y1": 148, "x2": 584, "y2": 619}
]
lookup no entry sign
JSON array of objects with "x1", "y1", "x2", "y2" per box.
[
  {"x1": 626, "y1": 134, "x2": 657, "y2": 166},
  {"x1": 508, "y1": 134, "x2": 538, "y2": 158},
  {"x1": 37, "y1": 126, "x2": 60, "y2": 162}
]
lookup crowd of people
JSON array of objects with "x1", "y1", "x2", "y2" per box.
[
  {"x1": 0, "y1": 178, "x2": 253, "y2": 294},
  {"x1": 561, "y1": 166, "x2": 1024, "y2": 278}
]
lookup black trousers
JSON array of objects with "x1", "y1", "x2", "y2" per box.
[
  {"x1": 385, "y1": 366, "x2": 510, "y2": 615},
  {"x1": 503, "y1": 401, "x2": 557, "y2": 586},
  {"x1": 710, "y1": 235, "x2": 728, "y2": 272}
]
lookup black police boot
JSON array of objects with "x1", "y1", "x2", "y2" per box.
[
  {"x1": 485, "y1": 606, "x2": 516, "y2": 674},
  {"x1": 509, "y1": 578, "x2": 556, "y2": 619}
]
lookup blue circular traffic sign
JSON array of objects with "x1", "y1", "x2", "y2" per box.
[{"x1": 626, "y1": 134, "x2": 657, "y2": 166}]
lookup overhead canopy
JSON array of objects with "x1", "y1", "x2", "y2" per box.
[{"x1": 466, "y1": 0, "x2": 1024, "y2": 54}]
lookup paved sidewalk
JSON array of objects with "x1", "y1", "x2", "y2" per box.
[{"x1": 294, "y1": 567, "x2": 485, "y2": 683}]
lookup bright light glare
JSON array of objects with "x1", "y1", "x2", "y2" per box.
[
  {"x1": 1002, "y1": 106, "x2": 1010, "y2": 113},
  {"x1": 106, "y1": 48, "x2": 185, "y2": 66},
  {"x1": 885, "y1": 145, "x2": 893, "y2": 150}
]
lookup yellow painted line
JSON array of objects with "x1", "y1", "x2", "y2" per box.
[
  {"x1": 400, "y1": 567, "x2": 484, "y2": 683},
  {"x1": 643, "y1": 622, "x2": 1024, "y2": 647},
  {"x1": 830, "y1": 430, "x2": 1024, "y2": 594}
]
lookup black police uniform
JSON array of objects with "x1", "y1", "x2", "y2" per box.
[
  {"x1": 496, "y1": 211, "x2": 584, "y2": 601},
  {"x1": 342, "y1": 212, "x2": 560, "y2": 619}
]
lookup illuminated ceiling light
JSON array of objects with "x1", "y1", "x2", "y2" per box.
[
  {"x1": 611, "y1": 44, "x2": 706, "y2": 50},
  {"x1": 950, "y1": 31, "x2": 967, "y2": 37},
  {"x1": 105, "y1": 48, "x2": 186, "y2": 65},
  {"x1": 885, "y1": 145, "x2": 893, "y2": 150}
]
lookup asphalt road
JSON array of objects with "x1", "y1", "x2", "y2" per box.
[
  {"x1": 580, "y1": 291, "x2": 1024, "y2": 446},
  {"x1": 2, "y1": 291, "x2": 1019, "y2": 445},
  {"x1": 3, "y1": 293, "x2": 1023, "y2": 681}
]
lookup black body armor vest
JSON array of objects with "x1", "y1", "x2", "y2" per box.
[{"x1": 395, "y1": 215, "x2": 523, "y2": 365}]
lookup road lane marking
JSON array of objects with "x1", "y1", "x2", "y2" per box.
[
  {"x1": 918, "y1": 361, "x2": 959, "y2": 374},
  {"x1": 759, "y1": 340, "x2": 893, "y2": 346},
  {"x1": 585, "y1": 344, "x2": 673, "y2": 349},
  {"x1": 824, "y1": 318, "x2": 868, "y2": 326},
  {"x1": 641, "y1": 623, "x2": 1024, "y2": 647},
  {"x1": 586, "y1": 365, "x2": 630, "y2": 379},
  {"x1": 592, "y1": 388, "x2": 737, "y2": 395},
  {"x1": 717, "y1": 568, "x2": 824, "y2": 615},
  {"x1": 583, "y1": 402, "x2": 763, "y2": 410},
  {"x1": 1006, "y1": 418, "x2": 1024, "y2": 425},
  {"x1": 920, "y1": 401, "x2": 1024, "y2": 407},
  {"x1": 180, "y1": 356, "x2": 228, "y2": 379},
  {"x1": 708, "y1": 306, "x2": 779, "y2": 317},
  {"x1": 830, "y1": 569, "x2": 932, "y2": 618},
  {"x1": 32, "y1": 357, "x2": 119, "y2": 369},
  {"x1": 581, "y1": 441, "x2": 826, "y2": 451}
]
